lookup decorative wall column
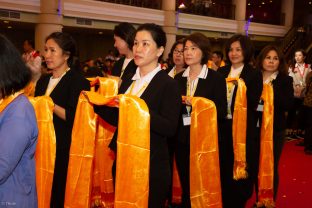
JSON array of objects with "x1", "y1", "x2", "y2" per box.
[
  {"x1": 281, "y1": 0, "x2": 294, "y2": 27},
  {"x1": 233, "y1": 0, "x2": 247, "y2": 34},
  {"x1": 162, "y1": 0, "x2": 177, "y2": 61},
  {"x1": 35, "y1": 0, "x2": 64, "y2": 54}
]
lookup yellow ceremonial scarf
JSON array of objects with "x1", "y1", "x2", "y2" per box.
[
  {"x1": 226, "y1": 78, "x2": 248, "y2": 180},
  {"x1": 257, "y1": 84, "x2": 274, "y2": 207},
  {"x1": 65, "y1": 92, "x2": 150, "y2": 208},
  {"x1": 189, "y1": 97, "x2": 222, "y2": 208},
  {"x1": 172, "y1": 96, "x2": 222, "y2": 207},
  {"x1": 90, "y1": 77, "x2": 118, "y2": 207},
  {"x1": 29, "y1": 96, "x2": 56, "y2": 208}
]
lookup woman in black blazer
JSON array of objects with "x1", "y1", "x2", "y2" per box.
[
  {"x1": 35, "y1": 32, "x2": 90, "y2": 208},
  {"x1": 166, "y1": 38, "x2": 186, "y2": 78},
  {"x1": 218, "y1": 34, "x2": 263, "y2": 208},
  {"x1": 111, "y1": 22, "x2": 137, "y2": 80},
  {"x1": 174, "y1": 32, "x2": 227, "y2": 207},
  {"x1": 94, "y1": 23, "x2": 181, "y2": 208},
  {"x1": 255, "y1": 45, "x2": 294, "y2": 202}
]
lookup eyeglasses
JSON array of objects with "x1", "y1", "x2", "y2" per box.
[{"x1": 173, "y1": 49, "x2": 184, "y2": 55}]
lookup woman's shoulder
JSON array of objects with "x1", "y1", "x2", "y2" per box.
[
  {"x1": 67, "y1": 69, "x2": 90, "y2": 86},
  {"x1": 3, "y1": 95, "x2": 35, "y2": 117},
  {"x1": 154, "y1": 70, "x2": 179, "y2": 87}
]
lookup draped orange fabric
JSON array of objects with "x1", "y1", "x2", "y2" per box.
[
  {"x1": 65, "y1": 92, "x2": 150, "y2": 208},
  {"x1": 257, "y1": 84, "x2": 275, "y2": 208},
  {"x1": 88, "y1": 76, "x2": 120, "y2": 93},
  {"x1": 189, "y1": 97, "x2": 222, "y2": 208},
  {"x1": 90, "y1": 77, "x2": 118, "y2": 207},
  {"x1": 29, "y1": 96, "x2": 56, "y2": 208},
  {"x1": 226, "y1": 78, "x2": 248, "y2": 180}
]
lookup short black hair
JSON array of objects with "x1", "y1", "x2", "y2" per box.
[
  {"x1": 225, "y1": 34, "x2": 254, "y2": 65},
  {"x1": 114, "y1": 22, "x2": 136, "y2": 49},
  {"x1": 45, "y1": 32, "x2": 77, "y2": 69},
  {"x1": 0, "y1": 34, "x2": 31, "y2": 98},
  {"x1": 136, "y1": 23, "x2": 166, "y2": 61},
  {"x1": 184, "y1": 32, "x2": 211, "y2": 65}
]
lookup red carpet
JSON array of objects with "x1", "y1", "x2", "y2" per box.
[{"x1": 246, "y1": 139, "x2": 312, "y2": 208}]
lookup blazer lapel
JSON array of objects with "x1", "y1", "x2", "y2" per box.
[
  {"x1": 140, "y1": 70, "x2": 163, "y2": 100},
  {"x1": 239, "y1": 65, "x2": 249, "y2": 80},
  {"x1": 119, "y1": 78, "x2": 133, "y2": 94}
]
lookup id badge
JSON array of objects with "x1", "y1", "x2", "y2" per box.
[
  {"x1": 256, "y1": 104, "x2": 264, "y2": 112},
  {"x1": 182, "y1": 114, "x2": 191, "y2": 126}
]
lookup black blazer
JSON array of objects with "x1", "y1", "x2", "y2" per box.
[
  {"x1": 218, "y1": 64, "x2": 263, "y2": 139},
  {"x1": 271, "y1": 74, "x2": 294, "y2": 131},
  {"x1": 94, "y1": 70, "x2": 181, "y2": 162},
  {"x1": 174, "y1": 68, "x2": 227, "y2": 144},
  {"x1": 111, "y1": 57, "x2": 137, "y2": 81},
  {"x1": 35, "y1": 69, "x2": 90, "y2": 148}
]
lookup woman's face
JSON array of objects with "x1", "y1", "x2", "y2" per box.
[
  {"x1": 183, "y1": 40, "x2": 202, "y2": 67},
  {"x1": 228, "y1": 41, "x2": 244, "y2": 66},
  {"x1": 262, "y1": 50, "x2": 279, "y2": 73},
  {"x1": 133, "y1": 30, "x2": 163, "y2": 69},
  {"x1": 295, "y1": 51, "x2": 305, "y2": 64},
  {"x1": 44, "y1": 39, "x2": 69, "y2": 71},
  {"x1": 114, "y1": 35, "x2": 129, "y2": 55},
  {"x1": 173, "y1": 43, "x2": 185, "y2": 67}
]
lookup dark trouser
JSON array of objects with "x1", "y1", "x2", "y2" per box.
[
  {"x1": 287, "y1": 98, "x2": 305, "y2": 133},
  {"x1": 50, "y1": 146, "x2": 70, "y2": 208},
  {"x1": 112, "y1": 156, "x2": 171, "y2": 208},
  {"x1": 175, "y1": 141, "x2": 191, "y2": 207},
  {"x1": 304, "y1": 106, "x2": 312, "y2": 150},
  {"x1": 219, "y1": 119, "x2": 255, "y2": 208}
]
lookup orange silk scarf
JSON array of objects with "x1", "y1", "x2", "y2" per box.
[
  {"x1": 189, "y1": 97, "x2": 223, "y2": 208},
  {"x1": 65, "y1": 92, "x2": 150, "y2": 208},
  {"x1": 226, "y1": 78, "x2": 248, "y2": 180},
  {"x1": 90, "y1": 77, "x2": 118, "y2": 207},
  {"x1": 172, "y1": 96, "x2": 222, "y2": 207},
  {"x1": 257, "y1": 84, "x2": 274, "y2": 207},
  {"x1": 29, "y1": 96, "x2": 56, "y2": 208}
]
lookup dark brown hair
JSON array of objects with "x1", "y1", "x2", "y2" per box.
[
  {"x1": 184, "y1": 32, "x2": 211, "y2": 65},
  {"x1": 256, "y1": 45, "x2": 287, "y2": 75}
]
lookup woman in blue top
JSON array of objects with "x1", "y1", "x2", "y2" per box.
[{"x1": 0, "y1": 34, "x2": 38, "y2": 208}]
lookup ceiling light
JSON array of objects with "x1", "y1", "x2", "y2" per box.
[
  {"x1": 98, "y1": 31, "x2": 103, "y2": 35},
  {"x1": 178, "y1": 3, "x2": 186, "y2": 9},
  {"x1": 262, "y1": 2, "x2": 265, "y2": 4},
  {"x1": 7, "y1": 26, "x2": 12, "y2": 29},
  {"x1": 4, "y1": 20, "x2": 9, "y2": 24}
]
